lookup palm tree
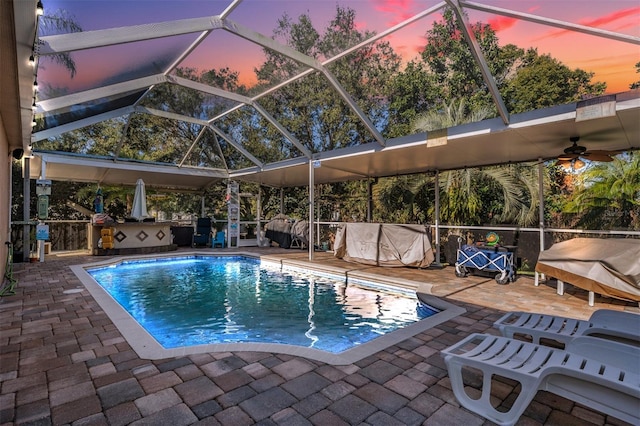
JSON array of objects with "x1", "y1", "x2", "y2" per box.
[
  {"x1": 376, "y1": 99, "x2": 538, "y2": 226},
  {"x1": 38, "y1": 9, "x2": 83, "y2": 77},
  {"x1": 563, "y1": 153, "x2": 640, "y2": 230}
]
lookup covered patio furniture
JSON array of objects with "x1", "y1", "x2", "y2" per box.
[
  {"x1": 333, "y1": 223, "x2": 434, "y2": 268},
  {"x1": 192, "y1": 217, "x2": 212, "y2": 247},
  {"x1": 442, "y1": 333, "x2": 640, "y2": 426},
  {"x1": 494, "y1": 309, "x2": 640, "y2": 348},
  {"x1": 289, "y1": 220, "x2": 309, "y2": 249},
  {"x1": 264, "y1": 214, "x2": 292, "y2": 248},
  {"x1": 535, "y1": 238, "x2": 640, "y2": 305}
]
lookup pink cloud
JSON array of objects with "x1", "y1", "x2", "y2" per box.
[
  {"x1": 580, "y1": 6, "x2": 640, "y2": 28},
  {"x1": 536, "y1": 7, "x2": 640, "y2": 40},
  {"x1": 372, "y1": 0, "x2": 418, "y2": 26},
  {"x1": 487, "y1": 15, "x2": 518, "y2": 32},
  {"x1": 354, "y1": 20, "x2": 367, "y2": 31}
]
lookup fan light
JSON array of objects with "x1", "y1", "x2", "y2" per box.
[{"x1": 561, "y1": 159, "x2": 585, "y2": 171}]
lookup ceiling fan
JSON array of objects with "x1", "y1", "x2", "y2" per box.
[{"x1": 557, "y1": 136, "x2": 620, "y2": 167}]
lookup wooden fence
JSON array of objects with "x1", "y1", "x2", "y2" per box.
[{"x1": 11, "y1": 221, "x2": 89, "y2": 254}]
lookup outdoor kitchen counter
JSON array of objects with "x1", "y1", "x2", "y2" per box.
[{"x1": 88, "y1": 221, "x2": 176, "y2": 255}]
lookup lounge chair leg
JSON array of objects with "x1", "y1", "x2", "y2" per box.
[
  {"x1": 534, "y1": 272, "x2": 539, "y2": 287},
  {"x1": 588, "y1": 291, "x2": 595, "y2": 306},
  {"x1": 445, "y1": 360, "x2": 539, "y2": 426},
  {"x1": 557, "y1": 280, "x2": 564, "y2": 296}
]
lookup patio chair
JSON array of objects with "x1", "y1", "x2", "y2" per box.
[
  {"x1": 441, "y1": 333, "x2": 640, "y2": 426},
  {"x1": 494, "y1": 309, "x2": 640, "y2": 348},
  {"x1": 192, "y1": 217, "x2": 212, "y2": 247},
  {"x1": 212, "y1": 231, "x2": 225, "y2": 248}
]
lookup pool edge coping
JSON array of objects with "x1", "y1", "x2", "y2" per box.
[{"x1": 70, "y1": 251, "x2": 466, "y2": 365}]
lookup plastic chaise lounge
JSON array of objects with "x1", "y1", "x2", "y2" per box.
[
  {"x1": 441, "y1": 333, "x2": 640, "y2": 426},
  {"x1": 493, "y1": 309, "x2": 640, "y2": 347}
]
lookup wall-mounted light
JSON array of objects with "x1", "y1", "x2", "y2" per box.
[
  {"x1": 31, "y1": 120, "x2": 37, "y2": 127},
  {"x1": 36, "y1": 1, "x2": 44, "y2": 16},
  {"x1": 12, "y1": 148, "x2": 25, "y2": 160},
  {"x1": 29, "y1": 55, "x2": 35, "y2": 66},
  {"x1": 32, "y1": 100, "x2": 37, "y2": 112},
  {"x1": 33, "y1": 80, "x2": 38, "y2": 92}
]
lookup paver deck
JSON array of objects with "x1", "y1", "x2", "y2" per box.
[{"x1": 1, "y1": 247, "x2": 637, "y2": 425}]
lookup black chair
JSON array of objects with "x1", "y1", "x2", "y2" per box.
[{"x1": 192, "y1": 218, "x2": 212, "y2": 247}]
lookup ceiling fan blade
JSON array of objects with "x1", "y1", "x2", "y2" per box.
[
  {"x1": 583, "y1": 152, "x2": 614, "y2": 162},
  {"x1": 558, "y1": 154, "x2": 578, "y2": 161},
  {"x1": 587, "y1": 149, "x2": 621, "y2": 156}
]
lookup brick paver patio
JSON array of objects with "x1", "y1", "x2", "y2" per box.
[{"x1": 1, "y1": 249, "x2": 637, "y2": 425}]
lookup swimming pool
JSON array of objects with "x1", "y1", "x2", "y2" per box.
[{"x1": 71, "y1": 253, "x2": 465, "y2": 364}]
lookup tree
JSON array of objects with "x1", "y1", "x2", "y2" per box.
[
  {"x1": 38, "y1": 9, "x2": 83, "y2": 77},
  {"x1": 503, "y1": 49, "x2": 606, "y2": 113},
  {"x1": 563, "y1": 153, "x2": 640, "y2": 230},
  {"x1": 420, "y1": 8, "x2": 523, "y2": 116},
  {"x1": 414, "y1": 99, "x2": 538, "y2": 227},
  {"x1": 630, "y1": 61, "x2": 640, "y2": 89},
  {"x1": 385, "y1": 60, "x2": 441, "y2": 138},
  {"x1": 255, "y1": 5, "x2": 402, "y2": 153}
]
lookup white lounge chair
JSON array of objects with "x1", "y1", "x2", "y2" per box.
[
  {"x1": 441, "y1": 333, "x2": 640, "y2": 426},
  {"x1": 494, "y1": 309, "x2": 640, "y2": 347}
]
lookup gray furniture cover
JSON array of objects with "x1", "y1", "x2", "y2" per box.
[
  {"x1": 536, "y1": 238, "x2": 640, "y2": 302},
  {"x1": 334, "y1": 223, "x2": 434, "y2": 268},
  {"x1": 264, "y1": 214, "x2": 292, "y2": 248}
]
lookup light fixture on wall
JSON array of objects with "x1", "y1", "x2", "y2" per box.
[
  {"x1": 36, "y1": 1, "x2": 44, "y2": 16},
  {"x1": 29, "y1": 55, "x2": 35, "y2": 66},
  {"x1": 12, "y1": 148, "x2": 25, "y2": 160}
]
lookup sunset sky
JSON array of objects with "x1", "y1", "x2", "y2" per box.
[{"x1": 39, "y1": 0, "x2": 640, "y2": 96}]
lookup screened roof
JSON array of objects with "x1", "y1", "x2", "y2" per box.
[{"x1": 8, "y1": 0, "x2": 640, "y2": 190}]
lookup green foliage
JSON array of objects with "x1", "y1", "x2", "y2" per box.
[
  {"x1": 385, "y1": 61, "x2": 439, "y2": 138},
  {"x1": 503, "y1": 49, "x2": 606, "y2": 113},
  {"x1": 631, "y1": 61, "x2": 640, "y2": 90},
  {"x1": 562, "y1": 154, "x2": 640, "y2": 230},
  {"x1": 255, "y1": 5, "x2": 401, "y2": 152},
  {"x1": 373, "y1": 175, "x2": 433, "y2": 223},
  {"x1": 411, "y1": 98, "x2": 492, "y2": 133},
  {"x1": 420, "y1": 8, "x2": 519, "y2": 115}
]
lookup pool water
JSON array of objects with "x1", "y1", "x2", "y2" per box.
[{"x1": 88, "y1": 256, "x2": 437, "y2": 354}]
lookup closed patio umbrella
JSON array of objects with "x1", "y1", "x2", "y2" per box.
[{"x1": 131, "y1": 179, "x2": 149, "y2": 221}]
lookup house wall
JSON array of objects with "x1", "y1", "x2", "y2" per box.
[{"x1": 0, "y1": 113, "x2": 9, "y2": 281}]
